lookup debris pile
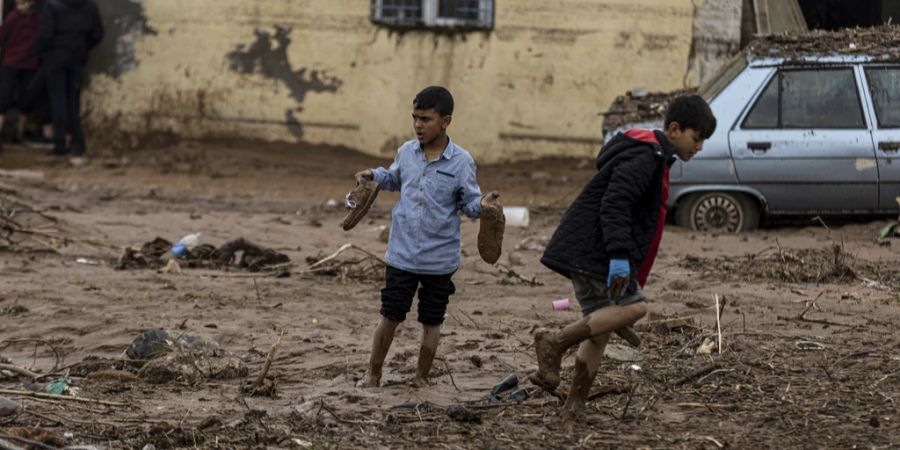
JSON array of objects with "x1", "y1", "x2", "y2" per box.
[
  {"x1": 304, "y1": 243, "x2": 386, "y2": 283},
  {"x1": 116, "y1": 237, "x2": 290, "y2": 272},
  {"x1": 680, "y1": 244, "x2": 864, "y2": 285}
]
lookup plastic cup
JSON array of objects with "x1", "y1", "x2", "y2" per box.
[
  {"x1": 502, "y1": 206, "x2": 530, "y2": 228},
  {"x1": 552, "y1": 298, "x2": 570, "y2": 311}
]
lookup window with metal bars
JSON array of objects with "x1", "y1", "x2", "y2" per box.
[{"x1": 371, "y1": 0, "x2": 494, "y2": 30}]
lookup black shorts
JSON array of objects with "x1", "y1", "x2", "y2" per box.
[
  {"x1": 380, "y1": 265, "x2": 456, "y2": 326},
  {"x1": 0, "y1": 66, "x2": 36, "y2": 113}
]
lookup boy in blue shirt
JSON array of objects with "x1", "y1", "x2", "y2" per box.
[{"x1": 355, "y1": 86, "x2": 498, "y2": 387}]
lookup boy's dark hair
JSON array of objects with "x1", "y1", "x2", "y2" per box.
[
  {"x1": 413, "y1": 86, "x2": 454, "y2": 117},
  {"x1": 665, "y1": 94, "x2": 716, "y2": 139}
]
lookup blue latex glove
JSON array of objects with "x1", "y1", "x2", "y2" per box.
[{"x1": 607, "y1": 259, "x2": 631, "y2": 287}]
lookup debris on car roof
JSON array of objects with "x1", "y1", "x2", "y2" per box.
[
  {"x1": 750, "y1": 24, "x2": 900, "y2": 59},
  {"x1": 601, "y1": 25, "x2": 900, "y2": 134}
]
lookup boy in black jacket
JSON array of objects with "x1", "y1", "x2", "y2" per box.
[{"x1": 532, "y1": 95, "x2": 716, "y2": 416}]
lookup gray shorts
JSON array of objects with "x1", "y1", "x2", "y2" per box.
[{"x1": 571, "y1": 273, "x2": 646, "y2": 317}]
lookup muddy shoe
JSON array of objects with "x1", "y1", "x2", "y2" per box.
[
  {"x1": 341, "y1": 177, "x2": 380, "y2": 231},
  {"x1": 477, "y1": 202, "x2": 505, "y2": 264},
  {"x1": 530, "y1": 330, "x2": 563, "y2": 390}
]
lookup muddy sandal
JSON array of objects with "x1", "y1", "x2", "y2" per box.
[
  {"x1": 477, "y1": 196, "x2": 505, "y2": 264},
  {"x1": 341, "y1": 177, "x2": 380, "y2": 231}
]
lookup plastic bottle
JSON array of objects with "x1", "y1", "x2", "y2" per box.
[{"x1": 170, "y1": 232, "x2": 202, "y2": 257}]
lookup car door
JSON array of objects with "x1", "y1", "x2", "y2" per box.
[
  {"x1": 862, "y1": 65, "x2": 900, "y2": 213},
  {"x1": 728, "y1": 66, "x2": 878, "y2": 214}
]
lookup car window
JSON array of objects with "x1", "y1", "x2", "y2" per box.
[
  {"x1": 742, "y1": 68, "x2": 865, "y2": 129},
  {"x1": 865, "y1": 67, "x2": 900, "y2": 128},
  {"x1": 742, "y1": 75, "x2": 779, "y2": 128},
  {"x1": 782, "y1": 70, "x2": 864, "y2": 128}
]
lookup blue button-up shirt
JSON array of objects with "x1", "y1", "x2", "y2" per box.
[{"x1": 372, "y1": 138, "x2": 483, "y2": 275}]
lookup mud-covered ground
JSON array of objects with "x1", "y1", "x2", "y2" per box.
[{"x1": 0, "y1": 141, "x2": 898, "y2": 450}]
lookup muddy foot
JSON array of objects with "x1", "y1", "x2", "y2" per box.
[
  {"x1": 560, "y1": 398, "x2": 585, "y2": 420},
  {"x1": 532, "y1": 330, "x2": 562, "y2": 390},
  {"x1": 356, "y1": 371, "x2": 381, "y2": 388},
  {"x1": 411, "y1": 376, "x2": 430, "y2": 388}
]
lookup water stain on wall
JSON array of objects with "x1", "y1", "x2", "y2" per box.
[
  {"x1": 226, "y1": 26, "x2": 343, "y2": 104},
  {"x1": 89, "y1": 0, "x2": 158, "y2": 78}
]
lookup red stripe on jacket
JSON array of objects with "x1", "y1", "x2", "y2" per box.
[{"x1": 624, "y1": 128, "x2": 667, "y2": 288}]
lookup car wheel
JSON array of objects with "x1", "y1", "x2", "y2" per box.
[{"x1": 675, "y1": 192, "x2": 759, "y2": 232}]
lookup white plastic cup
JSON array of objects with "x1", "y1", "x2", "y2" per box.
[
  {"x1": 552, "y1": 298, "x2": 570, "y2": 311},
  {"x1": 503, "y1": 206, "x2": 530, "y2": 228}
]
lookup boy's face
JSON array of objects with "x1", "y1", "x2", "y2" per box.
[
  {"x1": 412, "y1": 109, "x2": 450, "y2": 146},
  {"x1": 666, "y1": 122, "x2": 704, "y2": 161}
]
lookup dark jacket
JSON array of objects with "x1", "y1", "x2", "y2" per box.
[
  {"x1": 0, "y1": 9, "x2": 42, "y2": 69},
  {"x1": 34, "y1": 0, "x2": 103, "y2": 64},
  {"x1": 541, "y1": 129, "x2": 677, "y2": 280}
]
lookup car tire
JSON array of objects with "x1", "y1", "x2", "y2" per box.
[{"x1": 675, "y1": 192, "x2": 759, "y2": 232}]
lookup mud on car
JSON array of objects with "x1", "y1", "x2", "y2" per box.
[{"x1": 603, "y1": 26, "x2": 900, "y2": 232}]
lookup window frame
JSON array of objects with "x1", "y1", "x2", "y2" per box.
[
  {"x1": 741, "y1": 66, "x2": 867, "y2": 130},
  {"x1": 371, "y1": 0, "x2": 494, "y2": 31},
  {"x1": 863, "y1": 65, "x2": 900, "y2": 129}
]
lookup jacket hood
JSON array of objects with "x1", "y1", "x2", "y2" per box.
[{"x1": 596, "y1": 128, "x2": 676, "y2": 170}]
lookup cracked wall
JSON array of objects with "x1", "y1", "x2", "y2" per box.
[{"x1": 84, "y1": 0, "x2": 700, "y2": 162}]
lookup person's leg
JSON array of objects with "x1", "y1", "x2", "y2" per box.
[
  {"x1": 414, "y1": 271, "x2": 455, "y2": 386},
  {"x1": 65, "y1": 65, "x2": 86, "y2": 155},
  {"x1": 0, "y1": 66, "x2": 19, "y2": 148},
  {"x1": 359, "y1": 266, "x2": 417, "y2": 388},
  {"x1": 562, "y1": 332, "x2": 611, "y2": 416},
  {"x1": 45, "y1": 69, "x2": 68, "y2": 154},
  {"x1": 534, "y1": 275, "x2": 647, "y2": 390}
]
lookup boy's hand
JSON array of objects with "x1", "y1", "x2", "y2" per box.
[
  {"x1": 607, "y1": 259, "x2": 630, "y2": 287},
  {"x1": 481, "y1": 191, "x2": 500, "y2": 208},
  {"x1": 355, "y1": 169, "x2": 374, "y2": 181}
]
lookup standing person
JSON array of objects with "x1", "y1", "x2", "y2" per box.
[
  {"x1": 0, "y1": 0, "x2": 42, "y2": 149},
  {"x1": 32, "y1": 0, "x2": 102, "y2": 156},
  {"x1": 355, "y1": 86, "x2": 499, "y2": 388},
  {"x1": 532, "y1": 95, "x2": 717, "y2": 416}
]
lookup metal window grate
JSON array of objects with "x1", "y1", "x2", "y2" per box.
[
  {"x1": 372, "y1": 0, "x2": 493, "y2": 30},
  {"x1": 380, "y1": 0, "x2": 423, "y2": 23}
]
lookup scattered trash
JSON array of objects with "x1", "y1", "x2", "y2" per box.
[
  {"x1": 43, "y1": 378, "x2": 73, "y2": 395},
  {"x1": 325, "y1": 198, "x2": 339, "y2": 208},
  {"x1": 305, "y1": 243, "x2": 386, "y2": 283},
  {"x1": 502, "y1": 206, "x2": 530, "y2": 228},
  {"x1": 291, "y1": 438, "x2": 314, "y2": 448},
  {"x1": 0, "y1": 397, "x2": 22, "y2": 417},
  {"x1": 503, "y1": 388, "x2": 529, "y2": 402},
  {"x1": 629, "y1": 85, "x2": 648, "y2": 98},
  {"x1": 75, "y1": 257, "x2": 99, "y2": 265},
  {"x1": 170, "y1": 232, "x2": 202, "y2": 257},
  {"x1": 552, "y1": 298, "x2": 570, "y2": 311},
  {"x1": 629, "y1": 364, "x2": 642, "y2": 371},
  {"x1": 487, "y1": 373, "x2": 518, "y2": 401},
  {"x1": 696, "y1": 338, "x2": 717, "y2": 355},
  {"x1": 794, "y1": 341, "x2": 826, "y2": 351},
  {"x1": 116, "y1": 237, "x2": 290, "y2": 273}
]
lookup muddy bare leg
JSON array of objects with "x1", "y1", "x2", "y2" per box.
[
  {"x1": 534, "y1": 302, "x2": 646, "y2": 390},
  {"x1": 415, "y1": 324, "x2": 440, "y2": 386},
  {"x1": 562, "y1": 332, "x2": 610, "y2": 417},
  {"x1": 360, "y1": 317, "x2": 400, "y2": 388}
]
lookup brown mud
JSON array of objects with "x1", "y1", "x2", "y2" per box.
[{"x1": 0, "y1": 141, "x2": 898, "y2": 449}]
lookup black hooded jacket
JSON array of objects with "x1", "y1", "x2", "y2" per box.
[
  {"x1": 34, "y1": 0, "x2": 103, "y2": 63},
  {"x1": 540, "y1": 129, "x2": 677, "y2": 280}
]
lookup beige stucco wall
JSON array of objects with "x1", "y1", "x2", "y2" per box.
[{"x1": 85, "y1": 0, "x2": 698, "y2": 162}]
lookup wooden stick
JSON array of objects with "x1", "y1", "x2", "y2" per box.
[
  {"x1": 254, "y1": 330, "x2": 284, "y2": 388},
  {"x1": 0, "y1": 389, "x2": 127, "y2": 406},
  {"x1": 0, "y1": 363, "x2": 40, "y2": 379},
  {"x1": 714, "y1": 294, "x2": 722, "y2": 354}
]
